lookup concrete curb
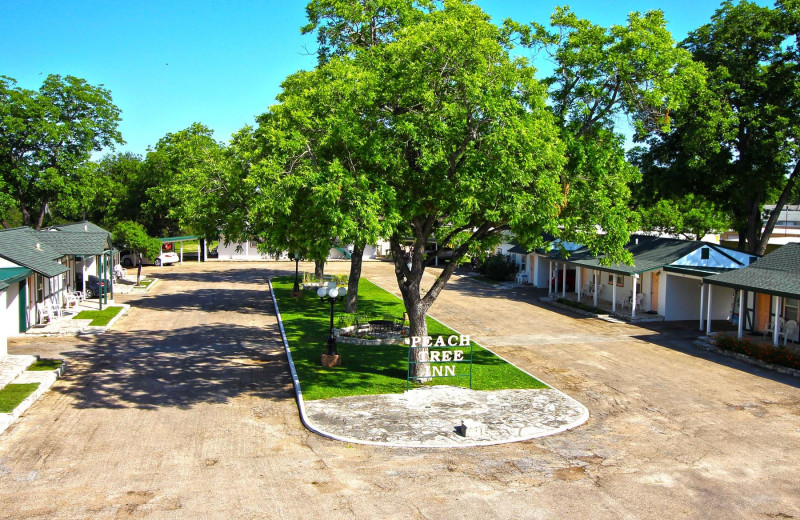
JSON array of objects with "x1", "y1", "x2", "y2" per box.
[
  {"x1": 269, "y1": 277, "x2": 590, "y2": 448},
  {"x1": 0, "y1": 360, "x2": 66, "y2": 436}
]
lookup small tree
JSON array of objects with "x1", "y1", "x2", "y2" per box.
[{"x1": 112, "y1": 221, "x2": 162, "y2": 284}]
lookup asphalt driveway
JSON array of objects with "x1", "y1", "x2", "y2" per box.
[{"x1": 1, "y1": 261, "x2": 798, "y2": 519}]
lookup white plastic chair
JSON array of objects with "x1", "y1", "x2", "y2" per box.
[
  {"x1": 634, "y1": 293, "x2": 644, "y2": 308},
  {"x1": 780, "y1": 320, "x2": 797, "y2": 345},
  {"x1": 764, "y1": 317, "x2": 785, "y2": 338},
  {"x1": 64, "y1": 292, "x2": 79, "y2": 309}
]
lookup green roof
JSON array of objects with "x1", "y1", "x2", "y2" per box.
[
  {"x1": 49, "y1": 221, "x2": 111, "y2": 235},
  {"x1": 705, "y1": 243, "x2": 800, "y2": 299},
  {"x1": 160, "y1": 235, "x2": 199, "y2": 242},
  {"x1": 36, "y1": 230, "x2": 112, "y2": 256},
  {"x1": 0, "y1": 267, "x2": 32, "y2": 290},
  {"x1": 561, "y1": 237, "x2": 748, "y2": 276},
  {"x1": 0, "y1": 228, "x2": 68, "y2": 277}
]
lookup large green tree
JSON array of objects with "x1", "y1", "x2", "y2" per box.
[
  {"x1": 0, "y1": 74, "x2": 123, "y2": 229},
  {"x1": 510, "y1": 7, "x2": 707, "y2": 248},
  {"x1": 633, "y1": 0, "x2": 800, "y2": 255}
]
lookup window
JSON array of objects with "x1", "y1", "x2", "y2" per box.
[
  {"x1": 785, "y1": 298, "x2": 799, "y2": 322},
  {"x1": 608, "y1": 274, "x2": 624, "y2": 287}
]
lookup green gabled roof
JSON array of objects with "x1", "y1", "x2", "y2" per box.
[
  {"x1": 37, "y1": 230, "x2": 112, "y2": 255},
  {"x1": 0, "y1": 227, "x2": 68, "y2": 277},
  {"x1": 0, "y1": 267, "x2": 33, "y2": 289},
  {"x1": 159, "y1": 235, "x2": 199, "y2": 242},
  {"x1": 561, "y1": 237, "x2": 739, "y2": 276},
  {"x1": 705, "y1": 243, "x2": 800, "y2": 299},
  {"x1": 49, "y1": 221, "x2": 111, "y2": 235}
]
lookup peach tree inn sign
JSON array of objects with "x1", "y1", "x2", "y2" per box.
[{"x1": 407, "y1": 335, "x2": 473, "y2": 389}]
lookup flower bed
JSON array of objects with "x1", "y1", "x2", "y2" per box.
[
  {"x1": 334, "y1": 325, "x2": 409, "y2": 346},
  {"x1": 714, "y1": 335, "x2": 800, "y2": 371}
]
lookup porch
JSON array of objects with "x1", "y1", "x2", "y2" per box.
[
  {"x1": 26, "y1": 299, "x2": 129, "y2": 337},
  {"x1": 547, "y1": 291, "x2": 666, "y2": 323}
]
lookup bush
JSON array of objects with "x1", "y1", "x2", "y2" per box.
[
  {"x1": 714, "y1": 335, "x2": 800, "y2": 371},
  {"x1": 483, "y1": 253, "x2": 511, "y2": 281}
]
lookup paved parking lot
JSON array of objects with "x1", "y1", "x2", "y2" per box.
[{"x1": 1, "y1": 261, "x2": 798, "y2": 519}]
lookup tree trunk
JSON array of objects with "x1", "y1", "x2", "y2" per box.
[
  {"x1": 314, "y1": 259, "x2": 325, "y2": 279},
  {"x1": 346, "y1": 242, "x2": 365, "y2": 313},
  {"x1": 755, "y1": 161, "x2": 800, "y2": 256},
  {"x1": 390, "y1": 237, "x2": 431, "y2": 381},
  {"x1": 136, "y1": 261, "x2": 142, "y2": 285}
]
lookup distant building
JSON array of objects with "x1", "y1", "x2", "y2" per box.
[{"x1": 720, "y1": 204, "x2": 800, "y2": 246}]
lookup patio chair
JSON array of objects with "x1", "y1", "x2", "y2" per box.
[
  {"x1": 36, "y1": 303, "x2": 53, "y2": 324},
  {"x1": 114, "y1": 264, "x2": 128, "y2": 281},
  {"x1": 633, "y1": 293, "x2": 644, "y2": 308},
  {"x1": 780, "y1": 320, "x2": 797, "y2": 345},
  {"x1": 64, "y1": 292, "x2": 80, "y2": 309},
  {"x1": 764, "y1": 317, "x2": 785, "y2": 337},
  {"x1": 580, "y1": 283, "x2": 593, "y2": 297}
]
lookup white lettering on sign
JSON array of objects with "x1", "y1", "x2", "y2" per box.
[
  {"x1": 432, "y1": 365, "x2": 456, "y2": 377},
  {"x1": 410, "y1": 335, "x2": 471, "y2": 347}
]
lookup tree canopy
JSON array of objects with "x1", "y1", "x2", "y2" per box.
[
  {"x1": 0, "y1": 74, "x2": 123, "y2": 229},
  {"x1": 632, "y1": 0, "x2": 800, "y2": 254}
]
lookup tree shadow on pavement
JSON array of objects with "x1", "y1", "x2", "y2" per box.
[{"x1": 55, "y1": 322, "x2": 295, "y2": 410}]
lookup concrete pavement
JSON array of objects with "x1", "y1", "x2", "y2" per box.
[{"x1": 1, "y1": 260, "x2": 798, "y2": 519}]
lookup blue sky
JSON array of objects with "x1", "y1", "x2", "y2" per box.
[{"x1": 0, "y1": 0, "x2": 770, "y2": 157}]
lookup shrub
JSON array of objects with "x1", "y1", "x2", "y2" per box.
[
  {"x1": 556, "y1": 298, "x2": 605, "y2": 315},
  {"x1": 483, "y1": 253, "x2": 511, "y2": 281},
  {"x1": 714, "y1": 335, "x2": 800, "y2": 371}
]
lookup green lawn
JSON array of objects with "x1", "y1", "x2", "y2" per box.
[
  {"x1": 74, "y1": 306, "x2": 123, "y2": 326},
  {"x1": 0, "y1": 383, "x2": 40, "y2": 413},
  {"x1": 27, "y1": 358, "x2": 62, "y2": 371},
  {"x1": 273, "y1": 276, "x2": 547, "y2": 401}
]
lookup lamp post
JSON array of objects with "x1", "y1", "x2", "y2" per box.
[
  {"x1": 317, "y1": 281, "x2": 347, "y2": 361},
  {"x1": 290, "y1": 252, "x2": 301, "y2": 296}
]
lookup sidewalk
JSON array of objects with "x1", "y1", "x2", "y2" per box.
[
  {"x1": 25, "y1": 301, "x2": 130, "y2": 337},
  {"x1": 0, "y1": 355, "x2": 66, "y2": 435}
]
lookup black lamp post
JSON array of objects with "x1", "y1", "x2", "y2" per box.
[
  {"x1": 290, "y1": 253, "x2": 301, "y2": 293},
  {"x1": 317, "y1": 282, "x2": 347, "y2": 356}
]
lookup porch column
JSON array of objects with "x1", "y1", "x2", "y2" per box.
[
  {"x1": 548, "y1": 262, "x2": 553, "y2": 294},
  {"x1": 737, "y1": 290, "x2": 745, "y2": 339},
  {"x1": 198, "y1": 239, "x2": 202, "y2": 262},
  {"x1": 180, "y1": 242, "x2": 184, "y2": 265},
  {"x1": 632, "y1": 274, "x2": 639, "y2": 319},
  {"x1": 706, "y1": 284, "x2": 713, "y2": 335},
  {"x1": 612, "y1": 276, "x2": 617, "y2": 312},
  {"x1": 699, "y1": 283, "x2": 706, "y2": 331},
  {"x1": 773, "y1": 295, "x2": 781, "y2": 347},
  {"x1": 593, "y1": 271, "x2": 598, "y2": 307},
  {"x1": 561, "y1": 263, "x2": 566, "y2": 297},
  {"x1": 98, "y1": 253, "x2": 104, "y2": 311},
  {"x1": 576, "y1": 268, "x2": 582, "y2": 302},
  {"x1": 108, "y1": 251, "x2": 113, "y2": 301}
]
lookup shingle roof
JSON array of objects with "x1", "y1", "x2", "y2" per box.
[
  {"x1": 0, "y1": 228, "x2": 68, "y2": 277},
  {"x1": 562, "y1": 237, "x2": 703, "y2": 275},
  {"x1": 705, "y1": 243, "x2": 800, "y2": 299},
  {"x1": 49, "y1": 221, "x2": 111, "y2": 235},
  {"x1": 37, "y1": 230, "x2": 112, "y2": 256},
  {"x1": 560, "y1": 236, "x2": 747, "y2": 276}
]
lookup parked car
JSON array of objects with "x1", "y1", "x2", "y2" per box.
[
  {"x1": 75, "y1": 274, "x2": 112, "y2": 299},
  {"x1": 121, "y1": 251, "x2": 180, "y2": 267}
]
